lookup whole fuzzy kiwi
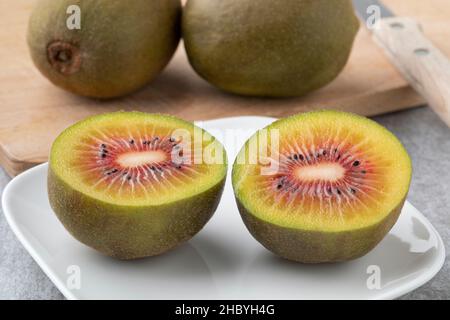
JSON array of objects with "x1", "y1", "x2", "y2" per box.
[
  {"x1": 27, "y1": 0, "x2": 181, "y2": 98},
  {"x1": 183, "y1": 0, "x2": 359, "y2": 97}
]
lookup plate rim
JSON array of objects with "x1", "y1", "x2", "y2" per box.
[
  {"x1": 2, "y1": 162, "x2": 77, "y2": 300},
  {"x1": 2, "y1": 116, "x2": 446, "y2": 300}
]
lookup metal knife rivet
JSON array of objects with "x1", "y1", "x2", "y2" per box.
[
  {"x1": 414, "y1": 48, "x2": 430, "y2": 56},
  {"x1": 390, "y1": 22, "x2": 404, "y2": 29}
]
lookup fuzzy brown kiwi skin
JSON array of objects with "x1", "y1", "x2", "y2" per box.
[
  {"x1": 183, "y1": 0, "x2": 359, "y2": 98},
  {"x1": 27, "y1": 0, "x2": 181, "y2": 99},
  {"x1": 48, "y1": 165, "x2": 225, "y2": 260},
  {"x1": 235, "y1": 198, "x2": 405, "y2": 263}
]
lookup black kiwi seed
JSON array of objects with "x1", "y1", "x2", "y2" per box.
[
  {"x1": 361, "y1": 170, "x2": 367, "y2": 174},
  {"x1": 169, "y1": 137, "x2": 175, "y2": 142},
  {"x1": 151, "y1": 166, "x2": 156, "y2": 171},
  {"x1": 127, "y1": 175, "x2": 132, "y2": 180},
  {"x1": 353, "y1": 160, "x2": 360, "y2": 167},
  {"x1": 336, "y1": 155, "x2": 341, "y2": 160},
  {"x1": 101, "y1": 153, "x2": 107, "y2": 158},
  {"x1": 350, "y1": 188, "x2": 356, "y2": 194},
  {"x1": 323, "y1": 150, "x2": 327, "y2": 156},
  {"x1": 101, "y1": 144, "x2": 106, "y2": 149},
  {"x1": 293, "y1": 154, "x2": 298, "y2": 160},
  {"x1": 336, "y1": 189, "x2": 341, "y2": 195},
  {"x1": 129, "y1": 139, "x2": 135, "y2": 145},
  {"x1": 277, "y1": 184, "x2": 283, "y2": 190},
  {"x1": 299, "y1": 154, "x2": 304, "y2": 161}
]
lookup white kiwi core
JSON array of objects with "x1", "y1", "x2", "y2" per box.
[
  {"x1": 294, "y1": 163, "x2": 345, "y2": 182},
  {"x1": 117, "y1": 151, "x2": 167, "y2": 168}
]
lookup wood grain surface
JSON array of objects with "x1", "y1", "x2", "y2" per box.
[{"x1": 1, "y1": 0, "x2": 450, "y2": 176}]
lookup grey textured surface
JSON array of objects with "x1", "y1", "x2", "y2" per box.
[{"x1": 0, "y1": 106, "x2": 449, "y2": 300}]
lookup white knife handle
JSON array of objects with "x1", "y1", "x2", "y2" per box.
[{"x1": 373, "y1": 17, "x2": 450, "y2": 127}]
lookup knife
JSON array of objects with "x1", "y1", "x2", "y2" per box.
[{"x1": 353, "y1": 0, "x2": 450, "y2": 127}]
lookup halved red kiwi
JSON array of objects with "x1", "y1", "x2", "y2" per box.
[
  {"x1": 48, "y1": 112, "x2": 227, "y2": 259},
  {"x1": 232, "y1": 110, "x2": 412, "y2": 263}
]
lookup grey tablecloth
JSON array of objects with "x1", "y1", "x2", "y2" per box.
[{"x1": 0, "y1": 106, "x2": 449, "y2": 300}]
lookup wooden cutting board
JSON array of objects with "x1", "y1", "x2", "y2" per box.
[{"x1": 1, "y1": 0, "x2": 450, "y2": 176}]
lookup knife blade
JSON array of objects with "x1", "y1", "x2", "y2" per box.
[
  {"x1": 353, "y1": 0, "x2": 393, "y2": 20},
  {"x1": 352, "y1": 0, "x2": 450, "y2": 127}
]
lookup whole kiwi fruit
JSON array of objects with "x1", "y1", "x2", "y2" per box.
[
  {"x1": 27, "y1": 0, "x2": 181, "y2": 98},
  {"x1": 182, "y1": 0, "x2": 360, "y2": 97}
]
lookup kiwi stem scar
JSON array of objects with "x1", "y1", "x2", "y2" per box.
[{"x1": 47, "y1": 40, "x2": 82, "y2": 75}]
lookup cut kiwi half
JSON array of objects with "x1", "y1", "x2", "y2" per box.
[
  {"x1": 48, "y1": 112, "x2": 227, "y2": 259},
  {"x1": 232, "y1": 110, "x2": 412, "y2": 263}
]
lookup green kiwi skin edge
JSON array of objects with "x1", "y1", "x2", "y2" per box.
[
  {"x1": 235, "y1": 197, "x2": 405, "y2": 264},
  {"x1": 48, "y1": 166, "x2": 226, "y2": 260}
]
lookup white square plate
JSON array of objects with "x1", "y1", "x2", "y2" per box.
[{"x1": 2, "y1": 116, "x2": 445, "y2": 300}]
